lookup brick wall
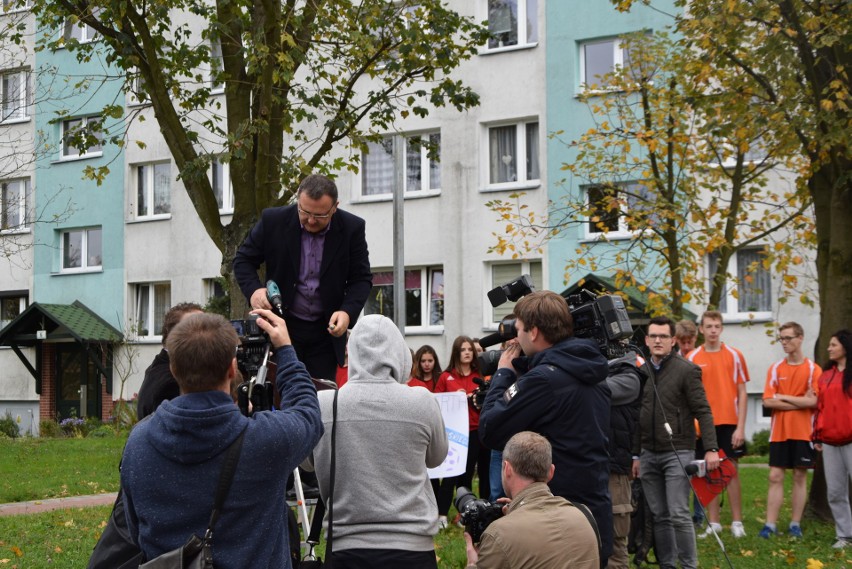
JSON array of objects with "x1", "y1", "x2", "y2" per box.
[{"x1": 39, "y1": 343, "x2": 55, "y2": 421}]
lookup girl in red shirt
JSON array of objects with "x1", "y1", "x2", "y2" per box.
[
  {"x1": 813, "y1": 329, "x2": 852, "y2": 549},
  {"x1": 408, "y1": 345, "x2": 442, "y2": 392},
  {"x1": 434, "y1": 335, "x2": 490, "y2": 527}
]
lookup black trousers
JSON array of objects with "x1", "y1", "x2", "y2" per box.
[
  {"x1": 287, "y1": 315, "x2": 338, "y2": 382},
  {"x1": 328, "y1": 548, "x2": 437, "y2": 569},
  {"x1": 436, "y1": 429, "x2": 490, "y2": 515}
]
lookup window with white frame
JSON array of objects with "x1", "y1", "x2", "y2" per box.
[
  {"x1": 1, "y1": 70, "x2": 30, "y2": 122},
  {"x1": 61, "y1": 115, "x2": 103, "y2": 159},
  {"x1": 486, "y1": 0, "x2": 538, "y2": 50},
  {"x1": 133, "y1": 282, "x2": 171, "y2": 338},
  {"x1": 64, "y1": 15, "x2": 99, "y2": 43},
  {"x1": 61, "y1": 227, "x2": 102, "y2": 272},
  {"x1": 129, "y1": 72, "x2": 149, "y2": 105},
  {"x1": 364, "y1": 267, "x2": 444, "y2": 328},
  {"x1": 0, "y1": 293, "x2": 26, "y2": 330},
  {"x1": 134, "y1": 162, "x2": 171, "y2": 219},
  {"x1": 210, "y1": 40, "x2": 224, "y2": 92},
  {"x1": 1, "y1": 178, "x2": 30, "y2": 232},
  {"x1": 707, "y1": 247, "x2": 772, "y2": 318},
  {"x1": 584, "y1": 182, "x2": 654, "y2": 239},
  {"x1": 580, "y1": 38, "x2": 630, "y2": 89},
  {"x1": 490, "y1": 260, "x2": 542, "y2": 323},
  {"x1": 211, "y1": 157, "x2": 234, "y2": 212},
  {"x1": 360, "y1": 132, "x2": 441, "y2": 197},
  {"x1": 486, "y1": 121, "x2": 539, "y2": 189}
]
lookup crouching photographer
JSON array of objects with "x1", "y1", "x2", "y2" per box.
[{"x1": 464, "y1": 432, "x2": 600, "y2": 569}]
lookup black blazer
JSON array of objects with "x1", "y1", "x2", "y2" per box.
[{"x1": 233, "y1": 204, "x2": 372, "y2": 364}]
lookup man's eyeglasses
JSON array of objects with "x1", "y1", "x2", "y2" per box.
[
  {"x1": 297, "y1": 204, "x2": 335, "y2": 220},
  {"x1": 648, "y1": 334, "x2": 672, "y2": 341},
  {"x1": 778, "y1": 335, "x2": 800, "y2": 342}
]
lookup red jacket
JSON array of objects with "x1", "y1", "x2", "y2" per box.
[
  {"x1": 407, "y1": 376, "x2": 438, "y2": 392},
  {"x1": 813, "y1": 366, "x2": 852, "y2": 446}
]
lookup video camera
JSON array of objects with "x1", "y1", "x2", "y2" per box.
[
  {"x1": 454, "y1": 486, "x2": 503, "y2": 543},
  {"x1": 477, "y1": 275, "x2": 634, "y2": 375},
  {"x1": 230, "y1": 315, "x2": 274, "y2": 416}
]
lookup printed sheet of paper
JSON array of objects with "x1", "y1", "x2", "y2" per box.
[{"x1": 428, "y1": 391, "x2": 469, "y2": 479}]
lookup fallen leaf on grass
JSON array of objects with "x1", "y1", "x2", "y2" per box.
[
  {"x1": 741, "y1": 549, "x2": 754, "y2": 557},
  {"x1": 98, "y1": 520, "x2": 107, "y2": 528},
  {"x1": 63, "y1": 519, "x2": 74, "y2": 527},
  {"x1": 806, "y1": 559, "x2": 824, "y2": 569},
  {"x1": 0, "y1": 559, "x2": 9, "y2": 564},
  {"x1": 9, "y1": 548, "x2": 21, "y2": 558},
  {"x1": 54, "y1": 547, "x2": 62, "y2": 553}
]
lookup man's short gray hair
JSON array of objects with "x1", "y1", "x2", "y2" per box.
[{"x1": 503, "y1": 431, "x2": 551, "y2": 482}]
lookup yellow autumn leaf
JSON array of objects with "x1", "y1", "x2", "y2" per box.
[
  {"x1": 10, "y1": 546, "x2": 22, "y2": 557},
  {"x1": 806, "y1": 558, "x2": 823, "y2": 569},
  {"x1": 54, "y1": 547, "x2": 62, "y2": 553}
]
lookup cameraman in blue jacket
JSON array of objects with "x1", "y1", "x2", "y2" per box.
[{"x1": 479, "y1": 290, "x2": 613, "y2": 561}]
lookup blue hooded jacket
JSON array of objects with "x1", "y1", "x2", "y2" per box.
[
  {"x1": 121, "y1": 346, "x2": 322, "y2": 568},
  {"x1": 479, "y1": 337, "x2": 613, "y2": 559}
]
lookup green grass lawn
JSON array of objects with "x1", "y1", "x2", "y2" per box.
[
  {"x1": 0, "y1": 435, "x2": 125, "y2": 503},
  {"x1": 2, "y1": 438, "x2": 850, "y2": 568}
]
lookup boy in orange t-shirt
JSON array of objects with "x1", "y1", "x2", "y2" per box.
[
  {"x1": 687, "y1": 311, "x2": 749, "y2": 538},
  {"x1": 759, "y1": 322, "x2": 821, "y2": 539}
]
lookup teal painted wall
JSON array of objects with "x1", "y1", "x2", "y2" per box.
[
  {"x1": 545, "y1": 1, "x2": 678, "y2": 293},
  {"x1": 33, "y1": 39, "x2": 125, "y2": 329}
]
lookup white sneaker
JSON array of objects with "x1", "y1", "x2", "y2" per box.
[
  {"x1": 438, "y1": 516, "x2": 448, "y2": 530},
  {"x1": 698, "y1": 523, "x2": 722, "y2": 539},
  {"x1": 832, "y1": 539, "x2": 850, "y2": 549},
  {"x1": 731, "y1": 521, "x2": 746, "y2": 538}
]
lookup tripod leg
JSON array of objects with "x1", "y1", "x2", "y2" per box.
[{"x1": 292, "y1": 468, "x2": 312, "y2": 546}]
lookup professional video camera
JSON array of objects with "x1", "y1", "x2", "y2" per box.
[
  {"x1": 454, "y1": 486, "x2": 503, "y2": 543},
  {"x1": 477, "y1": 275, "x2": 634, "y2": 375},
  {"x1": 230, "y1": 315, "x2": 274, "y2": 416}
]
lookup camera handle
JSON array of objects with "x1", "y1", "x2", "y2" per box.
[{"x1": 237, "y1": 341, "x2": 275, "y2": 416}]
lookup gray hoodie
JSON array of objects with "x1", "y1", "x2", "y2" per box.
[{"x1": 303, "y1": 314, "x2": 448, "y2": 552}]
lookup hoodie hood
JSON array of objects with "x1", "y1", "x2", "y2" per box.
[
  {"x1": 348, "y1": 314, "x2": 412, "y2": 384},
  {"x1": 144, "y1": 390, "x2": 246, "y2": 465},
  {"x1": 531, "y1": 337, "x2": 609, "y2": 386}
]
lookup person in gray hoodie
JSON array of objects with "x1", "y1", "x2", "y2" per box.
[{"x1": 303, "y1": 314, "x2": 448, "y2": 569}]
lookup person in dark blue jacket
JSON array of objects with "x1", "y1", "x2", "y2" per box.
[
  {"x1": 121, "y1": 310, "x2": 322, "y2": 569},
  {"x1": 479, "y1": 290, "x2": 613, "y2": 561}
]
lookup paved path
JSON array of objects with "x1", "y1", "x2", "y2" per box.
[{"x1": 0, "y1": 492, "x2": 117, "y2": 517}]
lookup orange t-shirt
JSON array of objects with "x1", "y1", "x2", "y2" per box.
[
  {"x1": 763, "y1": 358, "x2": 822, "y2": 443},
  {"x1": 688, "y1": 344, "x2": 749, "y2": 426}
]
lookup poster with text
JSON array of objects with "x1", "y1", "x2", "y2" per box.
[{"x1": 428, "y1": 391, "x2": 469, "y2": 479}]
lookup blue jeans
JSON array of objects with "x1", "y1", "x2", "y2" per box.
[
  {"x1": 640, "y1": 450, "x2": 698, "y2": 569},
  {"x1": 489, "y1": 450, "x2": 504, "y2": 501}
]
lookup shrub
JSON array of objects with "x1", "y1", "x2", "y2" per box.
[
  {"x1": 750, "y1": 429, "x2": 770, "y2": 456},
  {"x1": 59, "y1": 417, "x2": 86, "y2": 438},
  {"x1": 39, "y1": 419, "x2": 62, "y2": 438},
  {"x1": 0, "y1": 412, "x2": 20, "y2": 438},
  {"x1": 89, "y1": 425, "x2": 116, "y2": 438},
  {"x1": 112, "y1": 398, "x2": 139, "y2": 431}
]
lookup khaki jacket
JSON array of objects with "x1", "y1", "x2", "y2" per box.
[{"x1": 475, "y1": 482, "x2": 599, "y2": 569}]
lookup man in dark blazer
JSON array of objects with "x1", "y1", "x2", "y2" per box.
[{"x1": 233, "y1": 174, "x2": 372, "y2": 382}]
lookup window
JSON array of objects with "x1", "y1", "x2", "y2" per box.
[
  {"x1": 486, "y1": 121, "x2": 539, "y2": 189},
  {"x1": 489, "y1": 260, "x2": 542, "y2": 324},
  {"x1": 64, "y1": 15, "x2": 99, "y2": 43},
  {"x1": 134, "y1": 283, "x2": 171, "y2": 338},
  {"x1": 1, "y1": 70, "x2": 30, "y2": 122},
  {"x1": 211, "y1": 157, "x2": 234, "y2": 212},
  {"x1": 584, "y1": 182, "x2": 653, "y2": 239},
  {"x1": 0, "y1": 293, "x2": 26, "y2": 330},
  {"x1": 486, "y1": 0, "x2": 538, "y2": 50},
  {"x1": 364, "y1": 267, "x2": 444, "y2": 329},
  {"x1": 61, "y1": 227, "x2": 102, "y2": 272},
  {"x1": 580, "y1": 38, "x2": 630, "y2": 89},
  {"x1": 61, "y1": 115, "x2": 103, "y2": 159},
  {"x1": 1, "y1": 178, "x2": 30, "y2": 232},
  {"x1": 708, "y1": 247, "x2": 772, "y2": 318},
  {"x1": 210, "y1": 40, "x2": 224, "y2": 92},
  {"x1": 134, "y1": 162, "x2": 171, "y2": 218},
  {"x1": 360, "y1": 132, "x2": 441, "y2": 197}
]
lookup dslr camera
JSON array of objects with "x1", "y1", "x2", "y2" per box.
[
  {"x1": 454, "y1": 486, "x2": 504, "y2": 543},
  {"x1": 230, "y1": 315, "x2": 274, "y2": 416}
]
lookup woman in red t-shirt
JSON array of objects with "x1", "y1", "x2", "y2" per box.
[
  {"x1": 434, "y1": 335, "x2": 489, "y2": 528},
  {"x1": 408, "y1": 345, "x2": 442, "y2": 392},
  {"x1": 813, "y1": 329, "x2": 852, "y2": 549}
]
